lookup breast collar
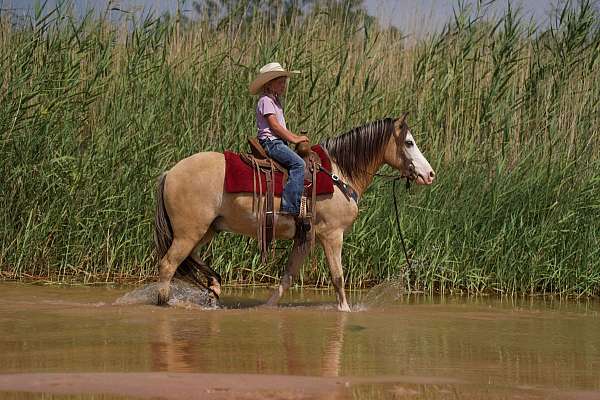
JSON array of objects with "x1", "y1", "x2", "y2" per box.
[{"x1": 317, "y1": 165, "x2": 359, "y2": 204}]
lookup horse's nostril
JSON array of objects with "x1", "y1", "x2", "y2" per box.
[{"x1": 430, "y1": 171, "x2": 436, "y2": 178}]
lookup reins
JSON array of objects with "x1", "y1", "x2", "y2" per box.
[
  {"x1": 365, "y1": 169, "x2": 414, "y2": 274},
  {"x1": 392, "y1": 177, "x2": 413, "y2": 273},
  {"x1": 351, "y1": 165, "x2": 415, "y2": 274}
]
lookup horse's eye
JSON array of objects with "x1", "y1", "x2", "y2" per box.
[{"x1": 405, "y1": 140, "x2": 414, "y2": 147}]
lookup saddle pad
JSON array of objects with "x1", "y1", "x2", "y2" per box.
[{"x1": 224, "y1": 145, "x2": 334, "y2": 196}]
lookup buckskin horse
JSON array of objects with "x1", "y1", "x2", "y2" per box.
[{"x1": 154, "y1": 114, "x2": 435, "y2": 311}]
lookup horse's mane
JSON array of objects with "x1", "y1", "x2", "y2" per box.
[{"x1": 321, "y1": 118, "x2": 395, "y2": 182}]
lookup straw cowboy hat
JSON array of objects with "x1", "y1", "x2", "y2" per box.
[{"x1": 248, "y1": 62, "x2": 300, "y2": 95}]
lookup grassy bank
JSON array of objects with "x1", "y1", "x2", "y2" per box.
[{"x1": 1, "y1": 1, "x2": 599, "y2": 295}]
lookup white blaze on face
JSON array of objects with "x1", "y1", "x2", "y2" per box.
[{"x1": 404, "y1": 130, "x2": 435, "y2": 185}]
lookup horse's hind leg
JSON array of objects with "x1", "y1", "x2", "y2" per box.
[
  {"x1": 189, "y1": 255, "x2": 222, "y2": 297},
  {"x1": 158, "y1": 237, "x2": 198, "y2": 305},
  {"x1": 190, "y1": 228, "x2": 222, "y2": 297}
]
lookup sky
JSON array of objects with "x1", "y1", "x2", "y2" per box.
[
  {"x1": 0, "y1": 0, "x2": 568, "y2": 35},
  {"x1": 366, "y1": 0, "x2": 554, "y2": 36}
]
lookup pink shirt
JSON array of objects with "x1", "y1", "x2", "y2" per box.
[{"x1": 256, "y1": 94, "x2": 286, "y2": 141}]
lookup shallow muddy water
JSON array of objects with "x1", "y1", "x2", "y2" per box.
[{"x1": 1, "y1": 282, "x2": 599, "y2": 399}]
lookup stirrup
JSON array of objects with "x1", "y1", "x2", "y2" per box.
[
  {"x1": 296, "y1": 216, "x2": 311, "y2": 232},
  {"x1": 277, "y1": 210, "x2": 299, "y2": 217}
]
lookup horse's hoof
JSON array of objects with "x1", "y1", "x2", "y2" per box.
[
  {"x1": 157, "y1": 294, "x2": 169, "y2": 306},
  {"x1": 157, "y1": 286, "x2": 170, "y2": 306},
  {"x1": 208, "y1": 278, "x2": 221, "y2": 300},
  {"x1": 338, "y1": 304, "x2": 352, "y2": 312},
  {"x1": 208, "y1": 285, "x2": 221, "y2": 300}
]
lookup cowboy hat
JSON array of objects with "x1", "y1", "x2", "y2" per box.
[{"x1": 248, "y1": 62, "x2": 300, "y2": 95}]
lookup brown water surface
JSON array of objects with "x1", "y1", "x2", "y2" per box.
[{"x1": 1, "y1": 282, "x2": 599, "y2": 399}]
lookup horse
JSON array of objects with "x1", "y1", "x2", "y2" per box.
[{"x1": 153, "y1": 114, "x2": 435, "y2": 311}]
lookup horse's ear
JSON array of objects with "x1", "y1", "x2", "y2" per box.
[{"x1": 394, "y1": 113, "x2": 409, "y2": 136}]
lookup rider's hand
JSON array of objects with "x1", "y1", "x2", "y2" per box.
[{"x1": 294, "y1": 135, "x2": 309, "y2": 144}]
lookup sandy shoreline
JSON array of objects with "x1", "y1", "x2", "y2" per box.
[
  {"x1": 2, "y1": 373, "x2": 347, "y2": 399},
  {"x1": 1, "y1": 372, "x2": 598, "y2": 400},
  {"x1": 0, "y1": 372, "x2": 470, "y2": 400}
]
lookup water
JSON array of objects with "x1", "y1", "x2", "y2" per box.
[
  {"x1": 1, "y1": 282, "x2": 599, "y2": 399},
  {"x1": 114, "y1": 278, "x2": 217, "y2": 308}
]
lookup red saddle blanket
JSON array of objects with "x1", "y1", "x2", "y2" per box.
[{"x1": 224, "y1": 145, "x2": 334, "y2": 196}]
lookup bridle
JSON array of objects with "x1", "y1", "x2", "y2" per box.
[{"x1": 372, "y1": 144, "x2": 417, "y2": 189}]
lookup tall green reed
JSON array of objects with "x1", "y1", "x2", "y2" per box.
[{"x1": 0, "y1": 1, "x2": 598, "y2": 295}]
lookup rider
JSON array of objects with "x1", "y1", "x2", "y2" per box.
[{"x1": 249, "y1": 62, "x2": 309, "y2": 216}]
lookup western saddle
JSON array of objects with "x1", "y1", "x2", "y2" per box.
[{"x1": 240, "y1": 137, "x2": 321, "y2": 262}]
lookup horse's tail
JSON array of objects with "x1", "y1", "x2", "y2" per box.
[
  {"x1": 154, "y1": 173, "x2": 173, "y2": 263},
  {"x1": 154, "y1": 172, "x2": 207, "y2": 289}
]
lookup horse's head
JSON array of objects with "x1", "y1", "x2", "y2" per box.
[{"x1": 384, "y1": 113, "x2": 435, "y2": 185}]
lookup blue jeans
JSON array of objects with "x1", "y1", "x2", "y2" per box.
[{"x1": 259, "y1": 138, "x2": 305, "y2": 214}]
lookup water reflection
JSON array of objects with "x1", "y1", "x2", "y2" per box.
[
  {"x1": 1, "y1": 283, "x2": 599, "y2": 397},
  {"x1": 149, "y1": 307, "x2": 349, "y2": 377},
  {"x1": 151, "y1": 312, "x2": 198, "y2": 372}
]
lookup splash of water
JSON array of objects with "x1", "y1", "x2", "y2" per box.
[
  {"x1": 361, "y1": 278, "x2": 406, "y2": 308},
  {"x1": 114, "y1": 279, "x2": 218, "y2": 309}
]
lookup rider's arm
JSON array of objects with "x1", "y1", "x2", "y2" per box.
[{"x1": 265, "y1": 114, "x2": 308, "y2": 144}]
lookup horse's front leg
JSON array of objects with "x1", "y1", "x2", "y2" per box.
[
  {"x1": 319, "y1": 231, "x2": 351, "y2": 312},
  {"x1": 265, "y1": 240, "x2": 309, "y2": 307}
]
